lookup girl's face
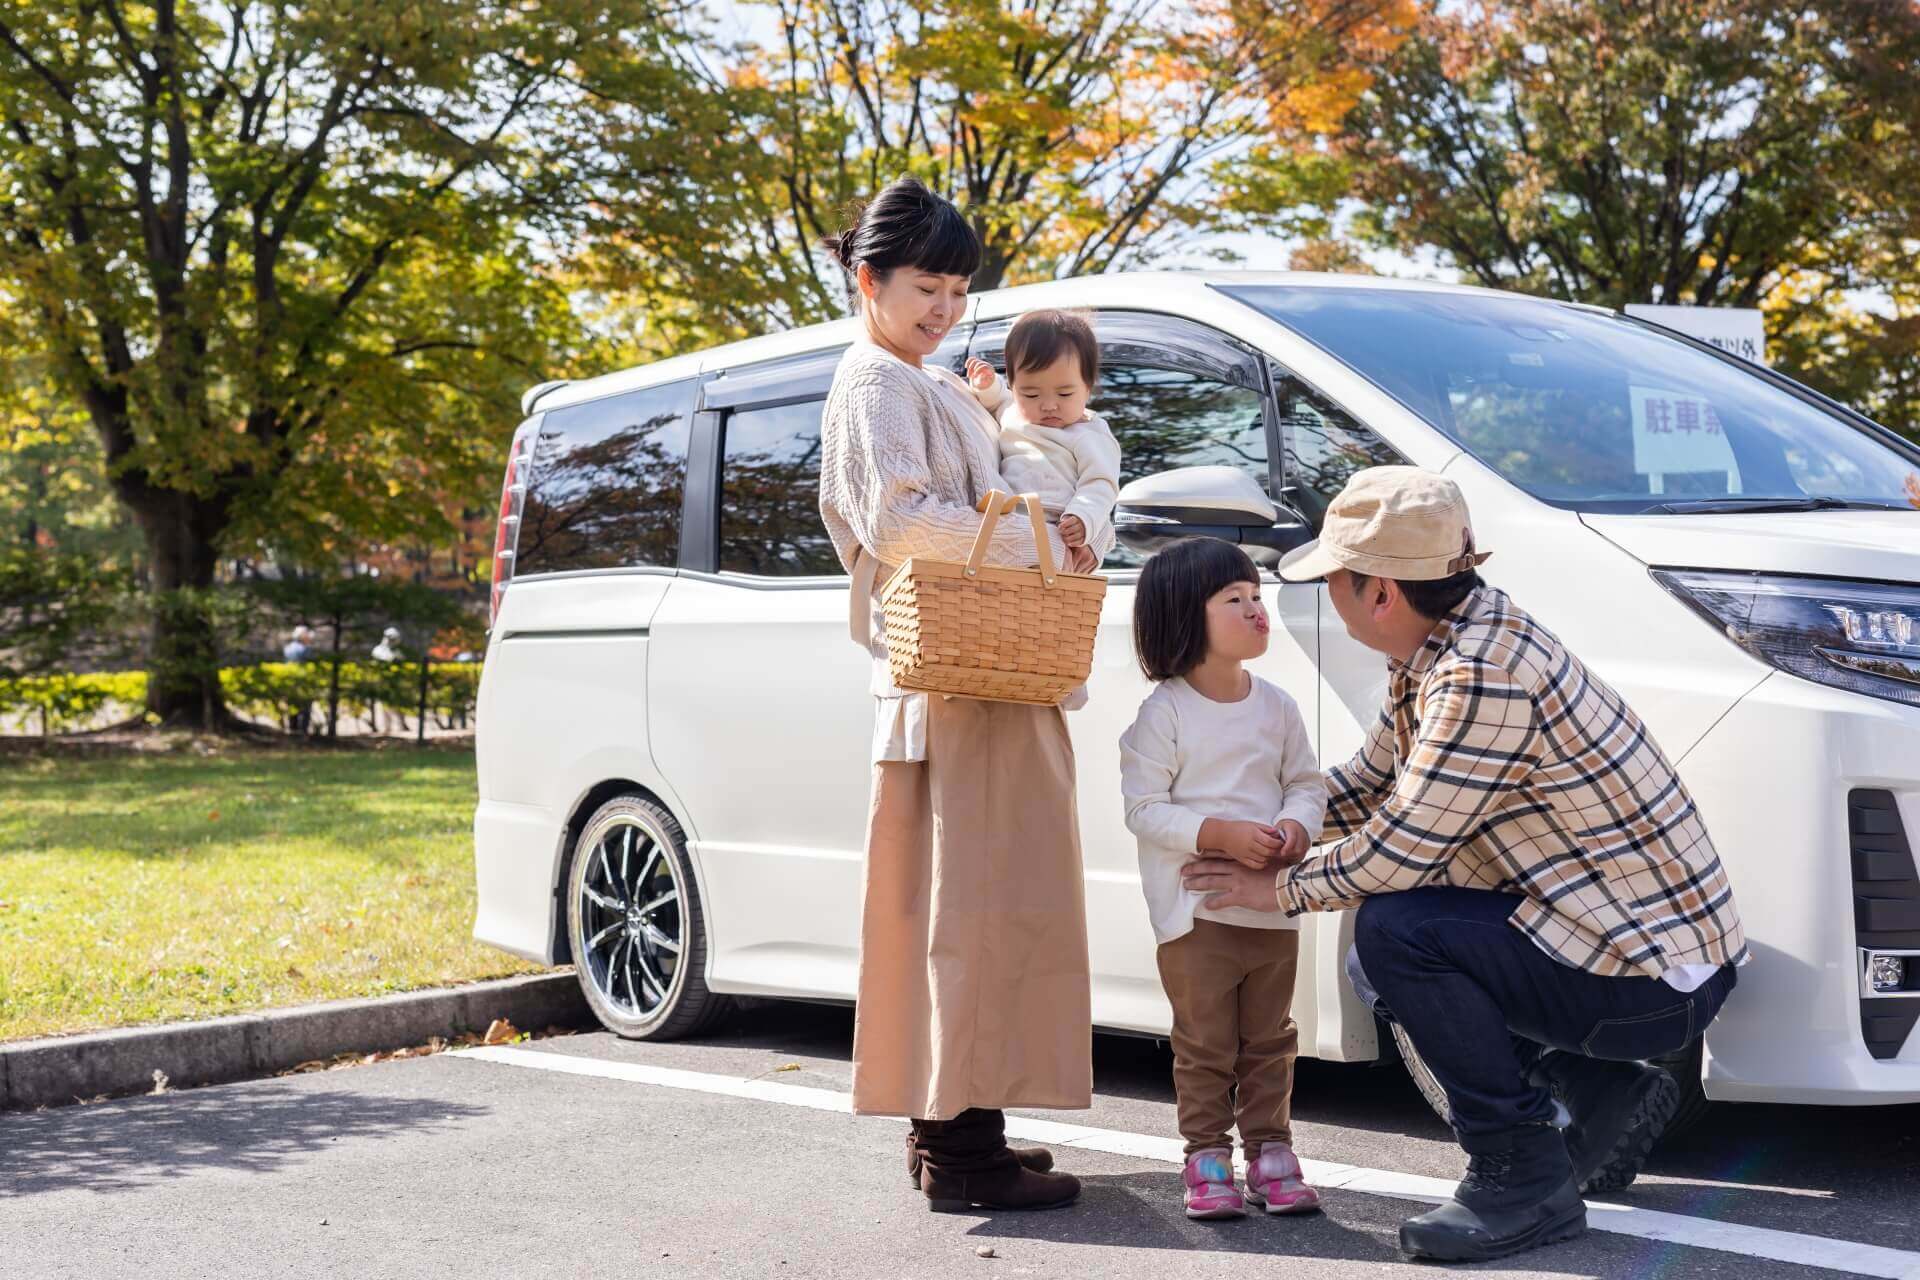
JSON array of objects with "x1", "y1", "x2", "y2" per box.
[
  {"x1": 1204, "y1": 579, "x2": 1271, "y2": 662},
  {"x1": 858, "y1": 264, "x2": 969, "y2": 364},
  {"x1": 1010, "y1": 353, "x2": 1091, "y2": 428}
]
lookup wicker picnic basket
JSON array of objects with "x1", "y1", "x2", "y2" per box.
[{"x1": 880, "y1": 490, "x2": 1108, "y2": 706}]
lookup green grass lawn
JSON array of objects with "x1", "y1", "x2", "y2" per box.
[{"x1": 0, "y1": 743, "x2": 543, "y2": 1043}]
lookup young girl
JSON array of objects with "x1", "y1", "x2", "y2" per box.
[{"x1": 1119, "y1": 537, "x2": 1327, "y2": 1220}]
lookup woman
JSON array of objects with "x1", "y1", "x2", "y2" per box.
[{"x1": 818, "y1": 178, "x2": 1112, "y2": 1212}]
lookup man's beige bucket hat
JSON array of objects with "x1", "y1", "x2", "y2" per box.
[{"x1": 1277, "y1": 465, "x2": 1493, "y2": 583}]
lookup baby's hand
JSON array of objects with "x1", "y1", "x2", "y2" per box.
[
  {"x1": 1210, "y1": 820, "x2": 1284, "y2": 869},
  {"x1": 1067, "y1": 544, "x2": 1098, "y2": 574},
  {"x1": 1058, "y1": 514, "x2": 1086, "y2": 547},
  {"x1": 965, "y1": 357, "x2": 997, "y2": 392},
  {"x1": 1274, "y1": 819, "x2": 1313, "y2": 866}
]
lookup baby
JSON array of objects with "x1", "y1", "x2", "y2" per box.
[{"x1": 966, "y1": 309, "x2": 1122, "y2": 575}]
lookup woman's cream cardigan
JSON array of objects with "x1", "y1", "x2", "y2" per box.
[{"x1": 819, "y1": 339, "x2": 1114, "y2": 754}]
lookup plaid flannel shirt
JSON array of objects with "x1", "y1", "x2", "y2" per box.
[{"x1": 1279, "y1": 587, "x2": 1747, "y2": 980}]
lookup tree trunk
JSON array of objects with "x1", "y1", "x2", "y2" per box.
[
  {"x1": 130, "y1": 490, "x2": 230, "y2": 729},
  {"x1": 415, "y1": 648, "x2": 430, "y2": 746},
  {"x1": 326, "y1": 611, "x2": 344, "y2": 740}
]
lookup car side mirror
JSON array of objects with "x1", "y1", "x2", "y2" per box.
[{"x1": 1114, "y1": 465, "x2": 1313, "y2": 567}]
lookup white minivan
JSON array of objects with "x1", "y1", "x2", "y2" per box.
[{"x1": 473, "y1": 271, "x2": 1920, "y2": 1123}]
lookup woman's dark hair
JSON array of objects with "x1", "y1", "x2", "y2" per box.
[
  {"x1": 1133, "y1": 537, "x2": 1263, "y2": 682},
  {"x1": 1349, "y1": 568, "x2": 1484, "y2": 620},
  {"x1": 1005, "y1": 309, "x2": 1099, "y2": 386},
  {"x1": 819, "y1": 177, "x2": 981, "y2": 304}
]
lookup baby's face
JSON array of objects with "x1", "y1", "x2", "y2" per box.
[{"x1": 1009, "y1": 353, "x2": 1090, "y2": 428}]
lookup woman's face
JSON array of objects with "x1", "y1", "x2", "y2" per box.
[
  {"x1": 858, "y1": 265, "x2": 970, "y2": 362},
  {"x1": 1204, "y1": 578, "x2": 1271, "y2": 663}
]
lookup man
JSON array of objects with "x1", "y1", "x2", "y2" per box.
[{"x1": 1183, "y1": 467, "x2": 1745, "y2": 1263}]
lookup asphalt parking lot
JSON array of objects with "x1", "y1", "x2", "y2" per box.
[{"x1": 5, "y1": 999, "x2": 1918, "y2": 1279}]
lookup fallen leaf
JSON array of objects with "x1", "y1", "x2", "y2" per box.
[
  {"x1": 772, "y1": 1063, "x2": 801, "y2": 1073},
  {"x1": 975, "y1": 1246, "x2": 996, "y2": 1259},
  {"x1": 482, "y1": 1018, "x2": 519, "y2": 1045},
  {"x1": 150, "y1": 1070, "x2": 170, "y2": 1095}
]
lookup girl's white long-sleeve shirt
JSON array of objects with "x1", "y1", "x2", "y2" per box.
[{"x1": 1119, "y1": 675, "x2": 1329, "y2": 945}]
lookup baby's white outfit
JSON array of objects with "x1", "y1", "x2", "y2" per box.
[{"x1": 971, "y1": 373, "x2": 1123, "y2": 548}]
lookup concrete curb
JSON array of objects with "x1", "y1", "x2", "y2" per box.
[{"x1": 0, "y1": 971, "x2": 592, "y2": 1112}]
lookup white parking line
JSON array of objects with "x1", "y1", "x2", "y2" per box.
[{"x1": 455, "y1": 1044, "x2": 1920, "y2": 1280}]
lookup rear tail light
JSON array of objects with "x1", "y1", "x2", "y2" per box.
[{"x1": 489, "y1": 423, "x2": 534, "y2": 627}]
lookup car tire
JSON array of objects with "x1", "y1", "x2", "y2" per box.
[
  {"x1": 1390, "y1": 1024, "x2": 1711, "y2": 1143},
  {"x1": 564, "y1": 794, "x2": 729, "y2": 1040}
]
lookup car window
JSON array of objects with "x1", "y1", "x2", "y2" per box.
[
  {"x1": 1228, "y1": 285, "x2": 1920, "y2": 512},
  {"x1": 1097, "y1": 365, "x2": 1269, "y2": 569},
  {"x1": 515, "y1": 378, "x2": 696, "y2": 576},
  {"x1": 718, "y1": 399, "x2": 840, "y2": 576},
  {"x1": 1274, "y1": 371, "x2": 1407, "y2": 529}
]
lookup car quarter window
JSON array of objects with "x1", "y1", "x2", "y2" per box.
[
  {"x1": 1272, "y1": 368, "x2": 1408, "y2": 529},
  {"x1": 515, "y1": 378, "x2": 698, "y2": 576},
  {"x1": 972, "y1": 311, "x2": 1270, "y2": 568}
]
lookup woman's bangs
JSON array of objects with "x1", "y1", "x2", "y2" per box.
[{"x1": 905, "y1": 203, "x2": 982, "y2": 280}]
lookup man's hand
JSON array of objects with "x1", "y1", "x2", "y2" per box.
[
  {"x1": 1181, "y1": 856, "x2": 1285, "y2": 913},
  {"x1": 1058, "y1": 514, "x2": 1087, "y2": 547},
  {"x1": 1200, "y1": 817, "x2": 1284, "y2": 869},
  {"x1": 965, "y1": 356, "x2": 998, "y2": 392},
  {"x1": 1274, "y1": 819, "x2": 1313, "y2": 866},
  {"x1": 1067, "y1": 544, "x2": 1098, "y2": 574}
]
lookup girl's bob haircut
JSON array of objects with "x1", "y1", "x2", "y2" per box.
[{"x1": 1133, "y1": 537, "x2": 1263, "y2": 682}]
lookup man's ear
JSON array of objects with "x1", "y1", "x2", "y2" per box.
[{"x1": 1372, "y1": 575, "x2": 1400, "y2": 621}]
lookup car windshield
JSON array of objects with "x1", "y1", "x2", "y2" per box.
[{"x1": 1225, "y1": 285, "x2": 1920, "y2": 514}]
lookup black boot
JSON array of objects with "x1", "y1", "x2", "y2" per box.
[
  {"x1": 1534, "y1": 1050, "x2": 1678, "y2": 1194},
  {"x1": 914, "y1": 1109, "x2": 1080, "y2": 1213},
  {"x1": 906, "y1": 1127, "x2": 1053, "y2": 1187},
  {"x1": 1399, "y1": 1124, "x2": 1586, "y2": 1262}
]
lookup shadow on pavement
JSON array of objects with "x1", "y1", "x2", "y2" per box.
[{"x1": 0, "y1": 1082, "x2": 486, "y2": 1198}]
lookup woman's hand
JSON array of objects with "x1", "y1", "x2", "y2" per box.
[
  {"x1": 1199, "y1": 817, "x2": 1283, "y2": 868},
  {"x1": 1181, "y1": 856, "x2": 1286, "y2": 913},
  {"x1": 965, "y1": 357, "x2": 998, "y2": 392},
  {"x1": 1067, "y1": 545, "x2": 1098, "y2": 573}
]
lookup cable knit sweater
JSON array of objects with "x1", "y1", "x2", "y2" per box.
[{"x1": 820, "y1": 338, "x2": 1116, "y2": 726}]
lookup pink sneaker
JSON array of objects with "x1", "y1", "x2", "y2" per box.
[
  {"x1": 1245, "y1": 1144, "x2": 1321, "y2": 1214},
  {"x1": 1182, "y1": 1148, "x2": 1246, "y2": 1219}
]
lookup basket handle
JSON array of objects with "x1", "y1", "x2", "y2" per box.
[{"x1": 966, "y1": 490, "x2": 1058, "y2": 587}]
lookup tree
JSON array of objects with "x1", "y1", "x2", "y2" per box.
[
  {"x1": 586, "y1": 0, "x2": 1415, "y2": 348},
  {"x1": 0, "y1": 0, "x2": 715, "y2": 726},
  {"x1": 1270, "y1": 0, "x2": 1916, "y2": 302}
]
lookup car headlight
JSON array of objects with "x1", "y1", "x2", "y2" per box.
[{"x1": 1652, "y1": 570, "x2": 1920, "y2": 709}]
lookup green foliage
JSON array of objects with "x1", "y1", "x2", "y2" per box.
[
  {"x1": 0, "y1": 1, "x2": 727, "y2": 721},
  {"x1": 1242, "y1": 0, "x2": 1920, "y2": 433},
  {"x1": 0, "y1": 546, "x2": 133, "y2": 680},
  {"x1": 0, "y1": 670, "x2": 146, "y2": 735}
]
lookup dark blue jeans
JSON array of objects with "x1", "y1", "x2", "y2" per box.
[{"x1": 1351, "y1": 887, "x2": 1737, "y2": 1148}]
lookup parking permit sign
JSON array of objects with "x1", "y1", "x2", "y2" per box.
[{"x1": 1631, "y1": 385, "x2": 1742, "y2": 493}]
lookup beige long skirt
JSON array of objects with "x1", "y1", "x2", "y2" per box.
[{"x1": 850, "y1": 694, "x2": 1093, "y2": 1120}]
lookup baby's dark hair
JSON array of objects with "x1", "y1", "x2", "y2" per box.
[
  {"x1": 1133, "y1": 537, "x2": 1263, "y2": 682},
  {"x1": 818, "y1": 177, "x2": 981, "y2": 305},
  {"x1": 1004, "y1": 308, "x2": 1099, "y2": 386}
]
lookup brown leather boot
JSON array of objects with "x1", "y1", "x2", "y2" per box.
[
  {"x1": 921, "y1": 1156, "x2": 1082, "y2": 1213},
  {"x1": 905, "y1": 1128, "x2": 1053, "y2": 1187}
]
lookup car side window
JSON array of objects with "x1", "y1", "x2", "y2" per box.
[
  {"x1": 1096, "y1": 367, "x2": 1269, "y2": 568},
  {"x1": 973, "y1": 312, "x2": 1271, "y2": 569},
  {"x1": 1274, "y1": 369, "x2": 1407, "y2": 530},
  {"x1": 515, "y1": 378, "x2": 697, "y2": 576},
  {"x1": 718, "y1": 398, "x2": 840, "y2": 576}
]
